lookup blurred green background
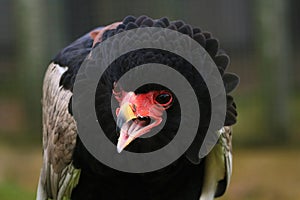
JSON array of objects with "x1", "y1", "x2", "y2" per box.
[{"x1": 0, "y1": 0, "x2": 299, "y2": 199}]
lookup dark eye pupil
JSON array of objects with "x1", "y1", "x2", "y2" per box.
[{"x1": 155, "y1": 93, "x2": 171, "y2": 104}]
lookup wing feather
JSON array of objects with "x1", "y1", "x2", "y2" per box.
[
  {"x1": 37, "y1": 63, "x2": 79, "y2": 200},
  {"x1": 199, "y1": 126, "x2": 233, "y2": 200}
]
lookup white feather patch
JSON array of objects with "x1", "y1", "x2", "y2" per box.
[{"x1": 56, "y1": 64, "x2": 68, "y2": 75}]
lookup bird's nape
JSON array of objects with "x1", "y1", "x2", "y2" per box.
[{"x1": 37, "y1": 15, "x2": 239, "y2": 200}]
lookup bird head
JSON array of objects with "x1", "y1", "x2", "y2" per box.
[
  {"x1": 113, "y1": 83, "x2": 173, "y2": 153},
  {"x1": 93, "y1": 15, "x2": 239, "y2": 162}
]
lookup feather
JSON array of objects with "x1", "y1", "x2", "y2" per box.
[
  {"x1": 38, "y1": 15, "x2": 238, "y2": 200},
  {"x1": 199, "y1": 126, "x2": 233, "y2": 200},
  {"x1": 223, "y1": 73, "x2": 240, "y2": 93},
  {"x1": 37, "y1": 63, "x2": 78, "y2": 200}
]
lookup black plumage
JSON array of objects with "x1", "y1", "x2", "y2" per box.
[{"x1": 38, "y1": 15, "x2": 239, "y2": 200}]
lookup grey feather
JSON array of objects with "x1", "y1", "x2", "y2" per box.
[
  {"x1": 199, "y1": 126, "x2": 233, "y2": 200},
  {"x1": 36, "y1": 63, "x2": 79, "y2": 200}
]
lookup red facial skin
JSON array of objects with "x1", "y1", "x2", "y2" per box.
[
  {"x1": 129, "y1": 91, "x2": 172, "y2": 116},
  {"x1": 113, "y1": 84, "x2": 173, "y2": 152},
  {"x1": 113, "y1": 82, "x2": 173, "y2": 118}
]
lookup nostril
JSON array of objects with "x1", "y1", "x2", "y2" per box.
[{"x1": 130, "y1": 104, "x2": 136, "y2": 112}]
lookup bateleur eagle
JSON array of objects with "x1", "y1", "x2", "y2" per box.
[{"x1": 37, "y1": 15, "x2": 239, "y2": 200}]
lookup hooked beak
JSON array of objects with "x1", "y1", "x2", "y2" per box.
[
  {"x1": 116, "y1": 102, "x2": 136, "y2": 153},
  {"x1": 116, "y1": 102, "x2": 162, "y2": 153}
]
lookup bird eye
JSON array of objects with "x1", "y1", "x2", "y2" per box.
[{"x1": 155, "y1": 92, "x2": 172, "y2": 105}]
